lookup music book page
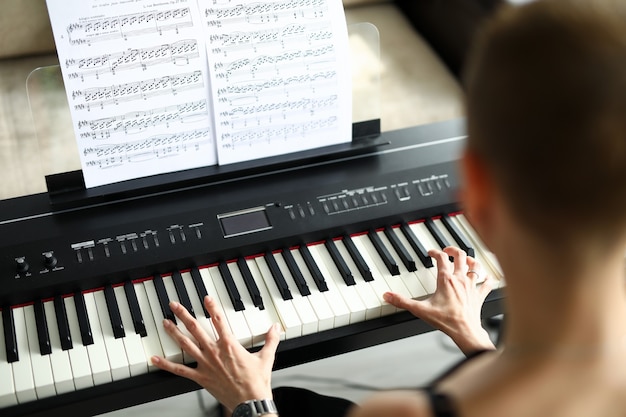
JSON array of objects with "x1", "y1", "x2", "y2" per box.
[{"x1": 45, "y1": 0, "x2": 351, "y2": 188}]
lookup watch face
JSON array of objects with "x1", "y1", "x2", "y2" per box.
[{"x1": 233, "y1": 403, "x2": 253, "y2": 417}]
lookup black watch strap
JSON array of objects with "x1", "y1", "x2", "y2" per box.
[{"x1": 232, "y1": 399, "x2": 278, "y2": 417}]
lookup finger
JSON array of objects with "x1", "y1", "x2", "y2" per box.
[
  {"x1": 258, "y1": 323, "x2": 281, "y2": 363},
  {"x1": 444, "y1": 246, "x2": 467, "y2": 275},
  {"x1": 478, "y1": 276, "x2": 495, "y2": 299},
  {"x1": 151, "y1": 354, "x2": 199, "y2": 381},
  {"x1": 203, "y1": 296, "x2": 231, "y2": 339},
  {"x1": 169, "y1": 301, "x2": 214, "y2": 348},
  {"x1": 466, "y1": 256, "x2": 482, "y2": 282},
  {"x1": 428, "y1": 248, "x2": 452, "y2": 274},
  {"x1": 162, "y1": 317, "x2": 205, "y2": 361},
  {"x1": 383, "y1": 292, "x2": 427, "y2": 317}
]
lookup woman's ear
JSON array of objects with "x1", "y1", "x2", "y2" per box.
[{"x1": 460, "y1": 148, "x2": 496, "y2": 247}]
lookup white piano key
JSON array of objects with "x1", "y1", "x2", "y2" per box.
[
  {"x1": 205, "y1": 266, "x2": 254, "y2": 347},
  {"x1": 114, "y1": 286, "x2": 148, "y2": 376},
  {"x1": 0, "y1": 311, "x2": 17, "y2": 407},
  {"x1": 132, "y1": 282, "x2": 165, "y2": 371},
  {"x1": 161, "y1": 275, "x2": 196, "y2": 362},
  {"x1": 10, "y1": 306, "x2": 37, "y2": 403},
  {"x1": 83, "y1": 292, "x2": 113, "y2": 385},
  {"x1": 254, "y1": 256, "x2": 303, "y2": 339},
  {"x1": 335, "y1": 239, "x2": 396, "y2": 316},
  {"x1": 289, "y1": 248, "x2": 337, "y2": 331},
  {"x1": 93, "y1": 290, "x2": 131, "y2": 381},
  {"x1": 244, "y1": 259, "x2": 288, "y2": 341},
  {"x1": 142, "y1": 280, "x2": 183, "y2": 364},
  {"x1": 180, "y1": 271, "x2": 218, "y2": 342},
  {"x1": 43, "y1": 300, "x2": 75, "y2": 394},
  {"x1": 374, "y1": 230, "x2": 428, "y2": 299},
  {"x1": 63, "y1": 296, "x2": 94, "y2": 390},
  {"x1": 351, "y1": 234, "x2": 413, "y2": 300},
  {"x1": 390, "y1": 227, "x2": 438, "y2": 294},
  {"x1": 308, "y1": 243, "x2": 368, "y2": 324},
  {"x1": 23, "y1": 305, "x2": 56, "y2": 399},
  {"x1": 227, "y1": 262, "x2": 278, "y2": 347},
  {"x1": 273, "y1": 252, "x2": 320, "y2": 335}
]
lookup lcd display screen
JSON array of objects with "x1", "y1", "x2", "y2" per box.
[{"x1": 219, "y1": 208, "x2": 272, "y2": 238}]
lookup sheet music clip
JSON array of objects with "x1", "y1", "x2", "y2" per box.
[{"x1": 27, "y1": 22, "x2": 386, "y2": 210}]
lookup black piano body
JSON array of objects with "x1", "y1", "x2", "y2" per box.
[{"x1": 0, "y1": 119, "x2": 504, "y2": 416}]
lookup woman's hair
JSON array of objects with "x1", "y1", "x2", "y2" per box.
[{"x1": 464, "y1": 0, "x2": 626, "y2": 245}]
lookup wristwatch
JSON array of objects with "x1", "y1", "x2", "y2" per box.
[{"x1": 231, "y1": 399, "x2": 278, "y2": 417}]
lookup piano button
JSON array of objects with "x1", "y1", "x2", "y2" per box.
[
  {"x1": 400, "y1": 222, "x2": 433, "y2": 268},
  {"x1": 162, "y1": 274, "x2": 195, "y2": 363},
  {"x1": 63, "y1": 296, "x2": 94, "y2": 390},
  {"x1": 384, "y1": 226, "x2": 417, "y2": 272},
  {"x1": 273, "y1": 252, "x2": 319, "y2": 335},
  {"x1": 243, "y1": 259, "x2": 288, "y2": 341},
  {"x1": 237, "y1": 258, "x2": 264, "y2": 309},
  {"x1": 425, "y1": 218, "x2": 451, "y2": 250},
  {"x1": 299, "y1": 244, "x2": 329, "y2": 292},
  {"x1": 93, "y1": 290, "x2": 131, "y2": 381},
  {"x1": 441, "y1": 214, "x2": 475, "y2": 257},
  {"x1": 0, "y1": 311, "x2": 18, "y2": 407},
  {"x1": 73, "y1": 292, "x2": 94, "y2": 346},
  {"x1": 190, "y1": 267, "x2": 211, "y2": 318},
  {"x1": 308, "y1": 243, "x2": 368, "y2": 324},
  {"x1": 218, "y1": 262, "x2": 245, "y2": 312},
  {"x1": 390, "y1": 227, "x2": 437, "y2": 294},
  {"x1": 23, "y1": 305, "x2": 56, "y2": 399},
  {"x1": 83, "y1": 292, "x2": 113, "y2": 385},
  {"x1": 114, "y1": 286, "x2": 148, "y2": 376},
  {"x1": 264, "y1": 252, "x2": 292, "y2": 301},
  {"x1": 124, "y1": 281, "x2": 147, "y2": 337},
  {"x1": 43, "y1": 300, "x2": 75, "y2": 394},
  {"x1": 351, "y1": 234, "x2": 412, "y2": 300},
  {"x1": 204, "y1": 266, "x2": 253, "y2": 347},
  {"x1": 226, "y1": 262, "x2": 276, "y2": 346},
  {"x1": 152, "y1": 274, "x2": 176, "y2": 323},
  {"x1": 281, "y1": 249, "x2": 311, "y2": 296},
  {"x1": 180, "y1": 271, "x2": 218, "y2": 342},
  {"x1": 368, "y1": 229, "x2": 400, "y2": 276},
  {"x1": 288, "y1": 248, "x2": 336, "y2": 331},
  {"x1": 104, "y1": 284, "x2": 125, "y2": 339},
  {"x1": 254, "y1": 256, "x2": 302, "y2": 339},
  {"x1": 2, "y1": 306, "x2": 18, "y2": 363},
  {"x1": 54, "y1": 295, "x2": 73, "y2": 351},
  {"x1": 172, "y1": 271, "x2": 196, "y2": 318},
  {"x1": 335, "y1": 239, "x2": 395, "y2": 317},
  {"x1": 321, "y1": 241, "x2": 382, "y2": 320},
  {"x1": 343, "y1": 235, "x2": 373, "y2": 282},
  {"x1": 375, "y1": 230, "x2": 428, "y2": 299},
  {"x1": 34, "y1": 299, "x2": 52, "y2": 355},
  {"x1": 325, "y1": 238, "x2": 356, "y2": 286},
  {"x1": 131, "y1": 283, "x2": 167, "y2": 371},
  {"x1": 11, "y1": 306, "x2": 37, "y2": 403}
]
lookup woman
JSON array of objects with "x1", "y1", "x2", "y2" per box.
[{"x1": 152, "y1": 1, "x2": 626, "y2": 416}]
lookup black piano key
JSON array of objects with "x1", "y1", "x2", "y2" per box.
[
  {"x1": 123, "y1": 281, "x2": 147, "y2": 337},
  {"x1": 299, "y1": 244, "x2": 329, "y2": 292},
  {"x1": 384, "y1": 226, "x2": 417, "y2": 272},
  {"x1": 343, "y1": 235, "x2": 373, "y2": 282},
  {"x1": 73, "y1": 292, "x2": 93, "y2": 346},
  {"x1": 368, "y1": 229, "x2": 400, "y2": 276},
  {"x1": 425, "y1": 218, "x2": 454, "y2": 261},
  {"x1": 153, "y1": 274, "x2": 176, "y2": 324},
  {"x1": 172, "y1": 271, "x2": 195, "y2": 318},
  {"x1": 34, "y1": 299, "x2": 52, "y2": 355},
  {"x1": 237, "y1": 258, "x2": 264, "y2": 310},
  {"x1": 104, "y1": 284, "x2": 125, "y2": 339},
  {"x1": 400, "y1": 222, "x2": 434, "y2": 268},
  {"x1": 53, "y1": 295, "x2": 73, "y2": 351},
  {"x1": 218, "y1": 262, "x2": 245, "y2": 311},
  {"x1": 282, "y1": 249, "x2": 311, "y2": 296},
  {"x1": 441, "y1": 215, "x2": 475, "y2": 257},
  {"x1": 265, "y1": 252, "x2": 293, "y2": 300},
  {"x1": 2, "y1": 307, "x2": 18, "y2": 363},
  {"x1": 325, "y1": 239, "x2": 356, "y2": 286},
  {"x1": 190, "y1": 267, "x2": 211, "y2": 318}
]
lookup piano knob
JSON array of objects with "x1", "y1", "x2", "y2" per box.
[
  {"x1": 15, "y1": 257, "x2": 29, "y2": 273},
  {"x1": 43, "y1": 252, "x2": 58, "y2": 268}
]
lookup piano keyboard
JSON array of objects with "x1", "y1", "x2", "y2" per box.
[{"x1": 0, "y1": 213, "x2": 502, "y2": 409}]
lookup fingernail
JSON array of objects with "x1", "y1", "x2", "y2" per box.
[
  {"x1": 383, "y1": 292, "x2": 393, "y2": 302},
  {"x1": 151, "y1": 356, "x2": 160, "y2": 365},
  {"x1": 273, "y1": 322, "x2": 281, "y2": 332},
  {"x1": 170, "y1": 300, "x2": 179, "y2": 310}
]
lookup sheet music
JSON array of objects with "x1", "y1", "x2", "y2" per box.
[
  {"x1": 201, "y1": 0, "x2": 352, "y2": 164},
  {"x1": 46, "y1": 0, "x2": 351, "y2": 188},
  {"x1": 46, "y1": 0, "x2": 216, "y2": 188}
]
